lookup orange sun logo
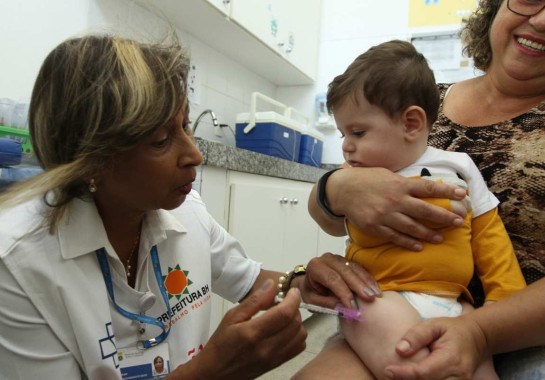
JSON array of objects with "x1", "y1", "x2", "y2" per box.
[{"x1": 162, "y1": 264, "x2": 192, "y2": 300}]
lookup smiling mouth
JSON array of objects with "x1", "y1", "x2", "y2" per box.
[{"x1": 517, "y1": 37, "x2": 545, "y2": 52}]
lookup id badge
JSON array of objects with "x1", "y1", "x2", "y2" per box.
[{"x1": 118, "y1": 343, "x2": 171, "y2": 379}]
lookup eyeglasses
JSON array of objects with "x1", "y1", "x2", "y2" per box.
[{"x1": 507, "y1": 0, "x2": 545, "y2": 16}]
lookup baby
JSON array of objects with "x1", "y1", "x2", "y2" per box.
[{"x1": 328, "y1": 40, "x2": 526, "y2": 379}]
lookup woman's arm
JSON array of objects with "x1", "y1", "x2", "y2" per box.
[
  {"x1": 472, "y1": 277, "x2": 545, "y2": 353},
  {"x1": 470, "y1": 208, "x2": 526, "y2": 301},
  {"x1": 174, "y1": 251, "x2": 381, "y2": 378},
  {"x1": 384, "y1": 277, "x2": 545, "y2": 380},
  {"x1": 175, "y1": 252, "x2": 380, "y2": 379},
  {"x1": 308, "y1": 184, "x2": 346, "y2": 236},
  {"x1": 309, "y1": 167, "x2": 467, "y2": 251},
  {"x1": 248, "y1": 251, "x2": 382, "y2": 310}
]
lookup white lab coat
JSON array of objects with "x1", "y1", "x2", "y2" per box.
[{"x1": 0, "y1": 191, "x2": 260, "y2": 379}]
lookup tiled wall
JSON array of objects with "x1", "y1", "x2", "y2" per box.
[
  {"x1": 186, "y1": 45, "x2": 276, "y2": 147},
  {"x1": 1, "y1": 0, "x2": 278, "y2": 149},
  {"x1": 2, "y1": 0, "x2": 478, "y2": 165},
  {"x1": 90, "y1": 0, "x2": 281, "y2": 148}
]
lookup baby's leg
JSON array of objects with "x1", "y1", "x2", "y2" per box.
[
  {"x1": 473, "y1": 360, "x2": 500, "y2": 380},
  {"x1": 340, "y1": 291, "x2": 429, "y2": 379},
  {"x1": 461, "y1": 302, "x2": 499, "y2": 380},
  {"x1": 292, "y1": 333, "x2": 375, "y2": 379}
]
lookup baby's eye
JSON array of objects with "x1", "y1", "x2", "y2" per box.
[{"x1": 352, "y1": 130, "x2": 365, "y2": 137}]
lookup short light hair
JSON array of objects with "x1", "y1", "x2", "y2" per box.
[
  {"x1": 327, "y1": 39, "x2": 439, "y2": 128},
  {"x1": 1, "y1": 34, "x2": 190, "y2": 231}
]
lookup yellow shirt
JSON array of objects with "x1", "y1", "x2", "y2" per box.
[{"x1": 346, "y1": 201, "x2": 526, "y2": 304}]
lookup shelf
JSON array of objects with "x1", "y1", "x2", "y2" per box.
[{"x1": 133, "y1": 0, "x2": 314, "y2": 86}]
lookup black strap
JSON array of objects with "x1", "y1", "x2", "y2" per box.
[{"x1": 316, "y1": 168, "x2": 344, "y2": 218}]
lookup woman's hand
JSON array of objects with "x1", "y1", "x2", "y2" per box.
[
  {"x1": 170, "y1": 279, "x2": 305, "y2": 380},
  {"x1": 383, "y1": 316, "x2": 487, "y2": 380},
  {"x1": 310, "y1": 167, "x2": 467, "y2": 251},
  {"x1": 295, "y1": 252, "x2": 382, "y2": 309}
]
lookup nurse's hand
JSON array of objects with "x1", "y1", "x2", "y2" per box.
[
  {"x1": 171, "y1": 279, "x2": 305, "y2": 379},
  {"x1": 296, "y1": 252, "x2": 382, "y2": 310}
]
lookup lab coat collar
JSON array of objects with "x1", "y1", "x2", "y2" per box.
[{"x1": 58, "y1": 198, "x2": 187, "y2": 260}]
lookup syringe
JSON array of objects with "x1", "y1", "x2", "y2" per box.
[{"x1": 276, "y1": 296, "x2": 363, "y2": 321}]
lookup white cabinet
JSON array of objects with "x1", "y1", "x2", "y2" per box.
[
  {"x1": 198, "y1": 166, "x2": 346, "y2": 268},
  {"x1": 317, "y1": 229, "x2": 347, "y2": 257},
  {"x1": 206, "y1": 0, "x2": 230, "y2": 15},
  {"x1": 230, "y1": 0, "x2": 321, "y2": 81},
  {"x1": 224, "y1": 171, "x2": 318, "y2": 321},
  {"x1": 229, "y1": 0, "x2": 278, "y2": 51},
  {"x1": 196, "y1": 165, "x2": 229, "y2": 227},
  {"x1": 274, "y1": 0, "x2": 321, "y2": 81},
  {"x1": 198, "y1": 166, "x2": 345, "y2": 330},
  {"x1": 227, "y1": 172, "x2": 318, "y2": 272},
  {"x1": 132, "y1": 0, "x2": 320, "y2": 85}
]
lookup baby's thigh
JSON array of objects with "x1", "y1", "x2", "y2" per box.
[
  {"x1": 292, "y1": 333, "x2": 375, "y2": 380},
  {"x1": 340, "y1": 291, "x2": 428, "y2": 377}
]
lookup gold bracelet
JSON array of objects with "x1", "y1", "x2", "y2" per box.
[{"x1": 277, "y1": 265, "x2": 306, "y2": 299}]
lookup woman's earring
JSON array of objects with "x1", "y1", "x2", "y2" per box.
[{"x1": 88, "y1": 179, "x2": 97, "y2": 193}]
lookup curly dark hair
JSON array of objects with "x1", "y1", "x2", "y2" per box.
[{"x1": 460, "y1": 0, "x2": 503, "y2": 71}]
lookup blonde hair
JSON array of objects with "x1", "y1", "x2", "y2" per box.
[{"x1": 0, "y1": 34, "x2": 190, "y2": 232}]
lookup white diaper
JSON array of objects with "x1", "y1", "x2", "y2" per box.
[{"x1": 399, "y1": 291, "x2": 462, "y2": 320}]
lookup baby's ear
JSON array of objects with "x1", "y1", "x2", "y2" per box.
[{"x1": 402, "y1": 106, "x2": 427, "y2": 140}]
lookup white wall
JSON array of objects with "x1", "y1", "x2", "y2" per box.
[
  {"x1": 294, "y1": 0, "x2": 479, "y2": 164},
  {"x1": 1, "y1": 0, "x2": 479, "y2": 165},
  {"x1": 308, "y1": 0, "x2": 414, "y2": 164},
  {"x1": 0, "y1": 0, "x2": 277, "y2": 147},
  {"x1": 0, "y1": 0, "x2": 91, "y2": 100}
]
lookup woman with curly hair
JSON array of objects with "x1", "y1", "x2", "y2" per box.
[{"x1": 303, "y1": 0, "x2": 545, "y2": 378}]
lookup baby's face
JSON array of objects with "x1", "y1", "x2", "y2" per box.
[{"x1": 334, "y1": 92, "x2": 417, "y2": 172}]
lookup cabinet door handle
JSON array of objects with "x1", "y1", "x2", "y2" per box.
[
  {"x1": 280, "y1": 197, "x2": 289, "y2": 204},
  {"x1": 290, "y1": 198, "x2": 299, "y2": 205}
]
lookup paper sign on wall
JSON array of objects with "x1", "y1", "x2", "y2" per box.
[{"x1": 409, "y1": 0, "x2": 478, "y2": 27}]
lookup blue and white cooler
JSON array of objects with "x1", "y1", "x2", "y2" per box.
[
  {"x1": 235, "y1": 92, "x2": 306, "y2": 162},
  {"x1": 236, "y1": 112, "x2": 303, "y2": 161},
  {"x1": 298, "y1": 128, "x2": 324, "y2": 167}
]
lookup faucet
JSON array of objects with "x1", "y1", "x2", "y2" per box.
[{"x1": 192, "y1": 109, "x2": 218, "y2": 133}]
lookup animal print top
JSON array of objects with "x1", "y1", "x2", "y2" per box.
[{"x1": 430, "y1": 83, "x2": 545, "y2": 291}]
